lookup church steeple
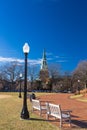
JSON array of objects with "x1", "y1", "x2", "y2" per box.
[{"x1": 41, "y1": 49, "x2": 48, "y2": 70}]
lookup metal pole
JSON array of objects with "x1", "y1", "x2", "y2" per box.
[
  {"x1": 20, "y1": 53, "x2": 29, "y2": 119},
  {"x1": 78, "y1": 80, "x2": 80, "y2": 94},
  {"x1": 19, "y1": 77, "x2": 22, "y2": 98}
]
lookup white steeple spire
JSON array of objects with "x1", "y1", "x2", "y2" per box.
[{"x1": 41, "y1": 49, "x2": 48, "y2": 70}]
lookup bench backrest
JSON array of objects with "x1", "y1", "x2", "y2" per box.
[
  {"x1": 46, "y1": 103, "x2": 62, "y2": 119},
  {"x1": 32, "y1": 99, "x2": 41, "y2": 110}
]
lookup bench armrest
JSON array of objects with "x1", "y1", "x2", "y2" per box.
[
  {"x1": 62, "y1": 110, "x2": 72, "y2": 112},
  {"x1": 61, "y1": 110, "x2": 72, "y2": 115}
]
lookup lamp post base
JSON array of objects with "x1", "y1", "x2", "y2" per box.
[
  {"x1": 21, "y1": 107, "x2": 29, "y2": 119},
  {"x1": 19, "y1": 93, "x2": 22, "y2": 98}
]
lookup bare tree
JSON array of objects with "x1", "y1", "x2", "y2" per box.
[
  {"x1": 48, "y1": 63, "x2": 61, "y2": 92},
  {"x1": 48, "y1": 63, "x2": 61, "y2": 79},
  {"x1": 72, "y1": 60, "x2": 87, "y2": 93},
  {"x1": 63, "y1": 71, "x2": 72, "y2": 92},
  {"x1": 0, "y1": 61, "x2": 23, "y2": 91},
  {"x1": 28, "y1": 65, "x2": 39, "y2": 91}
]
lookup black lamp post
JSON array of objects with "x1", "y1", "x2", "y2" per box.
[
  {"x1": 20, "y1": 43, "x2": 30, "y2": 119},
  {"x1": 85, "y1": 80, "x2": 87, "y2": 93},
  {"x1": 78, "y1": 79, "x2": 80, "y2": 94},
  {"x1": 19, "y1": 73, "x2": 22, "y2": 98}
]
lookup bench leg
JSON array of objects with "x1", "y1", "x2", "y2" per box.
[
  {"x1": 40, "y1": 110, "x2": 42, "y2": 117},
  {"x1": 60, "y1": 119, "x2": 62, "y2": 128},
  {"x1": 46, "y1": 114, "x2": 49, "y2": 120},
  {"x1": 69, "y1": 117, "x2": 71, "y2": 127},
  {"x1": 32, "y1": 108, "x2": 34, "y2": 112}
]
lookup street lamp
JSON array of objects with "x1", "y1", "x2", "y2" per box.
[
  {"x1": 78, "y1": 79, "x2": 80, "y2": 94},
  {"x1": 85, "y1": 80, "x2": 87, "y2": 93},
  {"x1": 19, "y1": 73, "x2": 22, "y2": 98},
  {"x1": 20, "y1": 43, "x2": 30, "y2": 119}
]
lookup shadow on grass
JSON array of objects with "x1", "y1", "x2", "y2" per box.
[
  {"x1": 30, "y1": 116, "x2": 87, "y2": 128},
  {"x1": 72, "y1": 119, "x2": 87, "y2": 128},
  {"x1": 30, "y1": 118, "x2": 46, "y2": 121},
  {"x1": 30, "y1": 117, "x2": 87, "y2": 128},
  {"x1": 29, "y1": 111, "x2": 87, "y2": 128},
  {"x1": 30, "y1": 118, "x2": 57, "y2": 122}
]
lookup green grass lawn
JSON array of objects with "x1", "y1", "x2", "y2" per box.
[
  {"x1": 0, "y1": 92, "x2": 59, "y2": 130},
  {"x1": 70, "y1": 93, "x2": 87, "y2": 103},
  {"x1": 70, "y1": 94, "x2": 83, "y2": 99}
]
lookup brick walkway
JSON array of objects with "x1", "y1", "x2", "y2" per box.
[{"x1": 38, "y1": 93, "x2": 87, "y2": 129}]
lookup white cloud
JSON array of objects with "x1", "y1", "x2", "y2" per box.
[
  {"x1": 28, "y1": 59, "x2": 41, "y2": 65},
  {"x1": 0, "y1": 57, "x2": 18, "y2": 62},
  {"x1": 47, "y1": 58, "x2": 53, "y2": 60},
  {"x1": 46, "y1": 52, "x2": 53, "y2": 56},
  {"x1": 0, "y1": 53, "x2": 68, "y2": 67},
  {"x1": 0, "y1": 56, "x2": 41, "y2": 66},
  {"x1": 55, "y1": 56, "x2": 60, "y2": 58},
  {"x1": 57, "y1": 60, "x2": 68, "y2": 63}
]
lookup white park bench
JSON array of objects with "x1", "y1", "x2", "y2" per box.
[
  {"x1": 31, "y1": 99, "x2": 47, "y2": 116},
  {"x1": 46, "y1": 102, "x2": 72, "y2": 127}
]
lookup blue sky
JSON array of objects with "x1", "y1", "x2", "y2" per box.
[{"x1": 0, "y1": 0, "x2": 87, "y2": 72}]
